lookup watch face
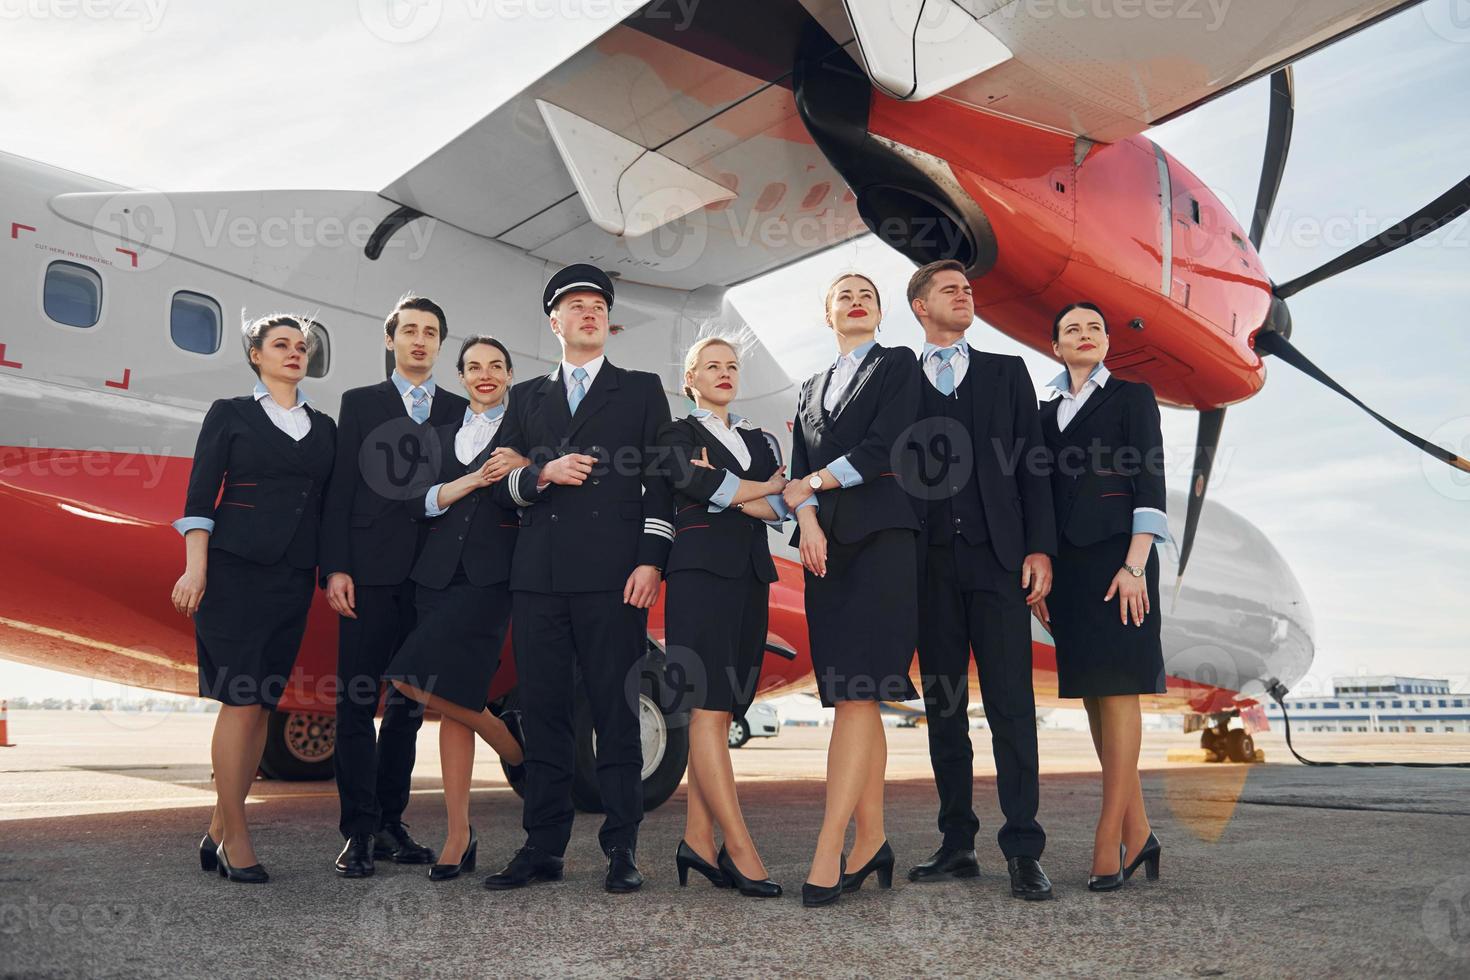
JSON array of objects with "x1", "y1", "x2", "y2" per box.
[{"x1": 809, "y1": 475, "x2": 823, "y2": 489}]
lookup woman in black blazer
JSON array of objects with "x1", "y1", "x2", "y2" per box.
[
  {"x1": 781, "y1": 273, "x2": 922, "y2": 907},
  {"x1": 658, "y1": 336, "x2": 789, "y2": 899},
  {"x1": 382, "y1": 335, "x2": 528, "y2": 881},
  {"x1": 1035, "y1": 302, "x2": 1168, "y2": 892},
  {"x1": 170, "y1": 315, "x2": 336, "y2": 883}
]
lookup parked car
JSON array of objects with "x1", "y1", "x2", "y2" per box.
[{"x1": 729, "y1": 701, "x2": 781, "y2": 748}]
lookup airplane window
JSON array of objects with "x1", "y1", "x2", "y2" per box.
[
  {"x1": 43, "y1": 261, "x2": 102, "y2": 328},
  {"x1": 170, "y1": 291, "x2": 221, "y2": 354},
  {"x1": 308, "y1": 323, "x2": 330, "y2": 378},
  {"x1": 1188, "y1": 198, "x2": 1200, "y2": 224}
]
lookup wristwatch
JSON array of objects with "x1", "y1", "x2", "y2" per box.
[
  {"x1": 1123, "y1": 563, "x2": 1145, "y2": 578},
  {"x1": 734, "y1": 502, "x2": 746, "y2": 511},
  {"x1": 808, "y1": 474, "x2": 824, "y2": 491}
]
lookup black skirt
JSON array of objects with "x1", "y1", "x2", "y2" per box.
[
  {"x1": 664, "y1": 568, "x2": 768, "y2": 717},
  {"x1": 1048, "y1": 533, "x2": 1166, "y2": 698},
  {"x1": 804, "y1": 527, "x2": 920, "y2": 707},
  {"x1": 194, "y1": 549, "x2": 314, "y2": 708},
  {"x1": 384, "y1": 574, "x2": 512, "y2": 711}
]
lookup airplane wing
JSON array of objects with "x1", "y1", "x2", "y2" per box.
[{"x1": 380, "y1": 0, "x2": 1425, "y2": 290}]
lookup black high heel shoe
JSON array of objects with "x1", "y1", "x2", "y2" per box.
[
  {"x1": 1123, "y1": 832, "x2": 1161, "y2": 881},
  {"x1": 675, "y1": 840, "x2": 730, "y2": 888},
  {"x1": 1087, "y1": 842, "x2": 1126, "y2": 892},
  {"x1": 199, "y1": 832, "x2": 219, "y2": 872},
  {"x1": 216, "y1": 841, "x2": 269, "y2": 884},
  {"x1": 802, "y1": 854, "x2": 846, "y2": 908},
  {"x1": 841, "y1": 840, "x2": 895, "y2": 893},
  {"x1": 429, "y1": 828, "x2": 477, "y2": 882},
  {"x1": 717, "y1": 845, "x2": 782, "y2": 898}
]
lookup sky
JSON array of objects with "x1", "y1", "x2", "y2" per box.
[{"x1": 0, "y1": 0, "x2": 1467, "y2": 699}]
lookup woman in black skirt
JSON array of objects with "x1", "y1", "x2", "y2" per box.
[
  {"x1": 658, "y1": 336, "x2": 790, "y2": 898},
  {"x1": 781, "y1": 273, "x2": 922, "y2": 906},
  {"x1": 171, "y1": 315, "x2": 336, "y2": 883},
  {"x1": 1035, "y1": 301, "x2": 1168, "y2": 891},
  {"x1": 383, "y1": 335, "x2": 527, "y2": 881}
]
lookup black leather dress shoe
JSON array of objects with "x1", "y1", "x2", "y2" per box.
[
  {"x1": 483, "y1": 845, "x2": 564, "y2": 891},
  {"x1": 1007, "y1": 856, "x2": 1054, "y2": 900},
  {"x1": 907, "y1": 845, "x2": 980, "y2": 883},
  {"x1": 375, "y1": 822, "x2": 436, "y2": 864},
  {"x1": 605, "y1": 847, "x2": 643, "y2": 894},
  {"x1": 199, "y1": 832, "x2": 219, "y2": 872},
  {"x1": 335, "y1": 834, "x2": 375, "y2": 878},
  {"x1": 216, "y1": 842, "x2": 269, "y2": 884}
]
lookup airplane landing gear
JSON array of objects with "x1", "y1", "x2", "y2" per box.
[{"x1": 1198, "y1": 714, "x2": 1258, "y2": 764}]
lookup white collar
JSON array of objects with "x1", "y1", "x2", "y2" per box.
[
  {"x1": 464, "y1": 402, "x2": 506, "y2": 425},
  {"x1": 1046, "y1": 362, "x2": 1110, "y2": 397},
  {"x1": 835, "y1": 340, "x2": 876, "y2": 368},
  {"x1": 390, "y1": 371, "x2": 436, "y2": 398},
  {"x1": 559, "y1": 354, "x2": 605, "y2": 384},
  {"x1": 254, "y1": 381, "x2": 309, "y2": 409},
  {"x1": 690, "y1": 407, "x2": 753, "y2": 430},
  {"x1": 922, "y1": 340, "x2": 969, "y2": 361}
]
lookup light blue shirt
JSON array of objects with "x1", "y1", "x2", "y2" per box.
[
  {"x1": 1045, "y1": 363, "x2": 1170, "y2": 546},
  {"x1": 690, "y1": 409, "x2": 793, "y2": 526},
  {"x1": 390, "y1": 370, "x2": 437, "y2": 419}
]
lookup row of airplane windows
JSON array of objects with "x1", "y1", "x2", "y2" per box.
[
  {"x1": 42, "y1": 260, "x2": 332, "y2": 377},
  {"x1": 1274, "y1": 698, "x2": 1468, "y2": 711},
  {"x1": 1308, "y1": 725, "x2": 1464, "y2": 733}
]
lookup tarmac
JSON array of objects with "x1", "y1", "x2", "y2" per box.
[{"x1": 3, "y1": 710, "x2": 1469, "y2": 978}]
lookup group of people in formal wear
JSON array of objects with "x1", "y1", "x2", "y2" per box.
[{"x1": 170, "y1": 258, "x2": 1168, "y2": 904}]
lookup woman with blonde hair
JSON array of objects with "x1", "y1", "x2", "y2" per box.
[
  {"x1": 171, "y1": 315, "x2": 336, "y2": 883},
  {"x1": 658, "y1": 334, "x2": 790, "y2": 898},
  {"x1": 781, "y1": 273, "x2": 923, "y2": 906}
]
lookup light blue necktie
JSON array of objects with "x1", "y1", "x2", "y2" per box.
[
  {"x1": 568, "y1": 367, "x2": 588, "y2": 414},
  {"x1": 933, "y1": 347, "x2": 958, "y2": 396},
  {"x1": 409, "y1": 385, "x2": 430, "y2": 423}
]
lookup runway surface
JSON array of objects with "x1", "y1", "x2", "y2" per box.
[{"x1": 3, "y1": 710, "x2": 1468, "y2": 977}]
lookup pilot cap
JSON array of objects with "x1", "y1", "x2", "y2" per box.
[{"x1": 543, "y1": 263, "x2": 615, "y2": 315}]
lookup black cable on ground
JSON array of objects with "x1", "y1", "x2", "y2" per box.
[{"x1": 1267, "y1": 681, "x2": 1470, "y2": 768}]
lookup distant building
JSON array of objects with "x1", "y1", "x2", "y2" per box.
[{"x1": 1264, "y1": 676, "x2": 1470, "y2": 733}]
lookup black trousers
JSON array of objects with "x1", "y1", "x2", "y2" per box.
[
  {"x1": 916, "y1": 542, "x2": 1045, "y2": 860},
  {"x1": 513, "y1": 589, "x2": 646, "y2": 857},
  {"x1": 333, "y1": 581, "x2": 426, "y2": 839}
]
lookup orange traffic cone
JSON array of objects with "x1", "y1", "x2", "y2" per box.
[{"x1": 0, "y1": 700, "x2": 14, "y2": 747}]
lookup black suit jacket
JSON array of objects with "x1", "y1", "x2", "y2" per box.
[
  {"x1": 318, "y1": 379, "x2": 468, "y2": 587},
  {"x1": 1040, "y1": 377, "x2": 1167, "y2": 548},
  {"x1": 491, "y1": 359, "x2": 674, "y2": 593},
  {"x1": 913, "y1": 348, "x2": 1058, "y2": 569},
  {"x1": 791, "y1": 343, "x2": 922, "y2": 546},
  {"x1": 658, "y1": 416, "x2": 779, "y2": 583},
  {"x1": 409, "y1": 418, "x2": 520, "y2": 590},
  {"x1": 181, "y1": 396, "x2": 336, "y2": 569}
]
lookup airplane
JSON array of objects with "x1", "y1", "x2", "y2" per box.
[{"x1": 3, "y1": 0, "x2": 1461, "y2": 809}]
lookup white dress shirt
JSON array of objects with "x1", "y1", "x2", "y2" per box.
[
  {"x1": 561, "y1": 354, "x2": 605, "y2": 402},
  {"x1": 254, "y1": 381, "x2": 312, "y2": 440},
  {"x1": 455, "y1": 404, "x2": 506, "y2": 464},
  {"x1": 822, "y1": 341, "x2": 875, "y2": 413},
  {"x1": 391, "y1": 370, "x2": 437, "y2": 417},
  {"x1": 921, "y1": 340, "x2": 970, "y2": 392},
  {"x1": 693, "y1": 408, "x2": 753, "y2": 469},
  {"x1": 1048, "y1": 362, "x2": 1111, "y2": 431}
]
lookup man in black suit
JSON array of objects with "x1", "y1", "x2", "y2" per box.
[
  {"x1": 320, "y1": 295, "x2": 468, "y2": 877},
  {"x1": 481, "y1": 264, "x2": 673, "y2": 894},
  {"x1": 902, "y1": 260, "x2": 1059, "y2": 900}
]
